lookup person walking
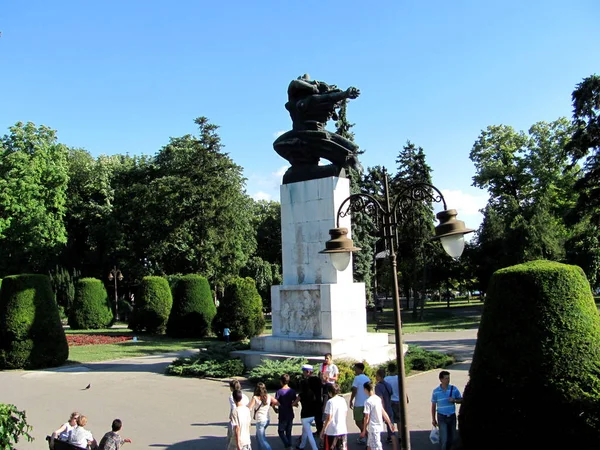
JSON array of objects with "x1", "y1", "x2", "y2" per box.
[
  {"x1": 349, "y1": 363, "x2": 370, "y2": 445},
  {"x1": 361, "y1": 381, "x2": 394, "y2": 450},
  {"x1": 293, "y1": 365, "x2": 319, "y2": 450},
  {"x1": 431, "y1": 371, "x2": 462, "y2": 450},
  {"x1": 320, "y1": 383, "x2": 348, "y2": 450},
  {"x1": 275, "y1": 374, "x2": 297, "y2": 450},
  {"x1": 375, "y1": 369, "x2": 395, "y2": 446},
  {"x1": 249, "y1": 382, "x2": 278, "y2": 450},
  {"x1": 231, "y1": 389, "x2": 252, "y2": 450}
]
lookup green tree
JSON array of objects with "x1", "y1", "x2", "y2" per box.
[
  {"x1": 565, "y1": 74, "x2": 600, "y2": 222},
  {"x1": 0, "y1": 122, "x2": 69, "y2": 276},
  {"x1": 252, "y1": 200, "x2": 282, "y2": 266},
  {"x1": 392, "y1": 141, "x2": 438, "y2": 315},
  {"x1": 0, "y1": 274, "x2": 69, "y2": 369},
  {"x1": 469, "y1": 119, "x2": 577, "y2": 291},
  {"x1": 335, "y1": 100, "x2": 376, "y2": 303},
  {"x1": 124, "y1": 118, "x2": 256, "y2": 285}
]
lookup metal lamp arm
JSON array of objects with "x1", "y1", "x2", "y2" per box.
[
  {"x1": 336, "y1": 193, "x2": 386, "y2": 228},
  {"x1": 390, "y1": 182, "x2": 448, "y2": 220}
]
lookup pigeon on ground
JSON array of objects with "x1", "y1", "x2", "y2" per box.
[{"x1": 83, "y1": 384, "x2": 91, "y2": 390}]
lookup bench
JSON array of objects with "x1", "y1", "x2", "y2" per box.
[
  {"x1": 46, "y1": 436, "x2": 89, "y2": 450},
  {"x1": 375, "y1": 319, "x2": 397, "y2": 332}
]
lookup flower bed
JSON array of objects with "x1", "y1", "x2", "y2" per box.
[{"x1": 66, "y1": 334, "x2": 133, "y2": 346}]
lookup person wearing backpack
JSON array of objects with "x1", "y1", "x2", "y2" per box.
[{"x1": 431, "y1": 371, "x2": 462, "y2": 450}]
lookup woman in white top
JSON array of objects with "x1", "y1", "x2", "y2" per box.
[
  {"x1": 50, "y1": 411, "x2": 79, "y2": 448},
  {"x1": 249, "y1": 382, "x2": 279, "y2": 450},
  {"x1": 68, "y1": 415, "x2": 96, "y2": 449}
]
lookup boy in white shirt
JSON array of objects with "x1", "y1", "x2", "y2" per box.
[
  {"x1": 361, "y1": 381, "x2": 394, "y2": 450},
  {"x1": 230, "y1": 389, "x2": 252, "y2": 450}
]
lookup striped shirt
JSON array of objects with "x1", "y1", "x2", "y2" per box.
[{"x1": 431, "y1": 384, "x2": 462, "y2": 416}]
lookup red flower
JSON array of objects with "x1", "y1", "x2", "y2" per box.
[{"x1": 66, "y1": 334, "x2": 133, "y2": 346}]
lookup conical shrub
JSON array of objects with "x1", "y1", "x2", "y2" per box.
[
  {"x1": 69, "y1": 278, "x2": 113, "y2": 330},
  {"x1": 166, "y1": 274, "x2": 215, "y2": 338},
  {"x1": 459, "y1": 260, "x2": 600, "y2": 449},
  {"x1": 130, "y1": 276, "x2": 172, "y2": 334},
  {"x1": 0, "y1": 274, "x2": 68, "y2": 369},
  {"x1": 213, "y1": 276, "x2": 265, "y2": 340}
]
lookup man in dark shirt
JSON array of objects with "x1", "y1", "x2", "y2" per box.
[{"x1": 98, "y1": 419, "x2": 132, "y2": 450}]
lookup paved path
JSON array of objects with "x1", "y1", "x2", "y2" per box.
[{"x1": 0, "y1": 330, "x2": 476, "y2": 450}]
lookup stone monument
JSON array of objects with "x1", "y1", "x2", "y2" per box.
[{"x1": 234, "y1": 75, "x2": 394, "y2": 367}]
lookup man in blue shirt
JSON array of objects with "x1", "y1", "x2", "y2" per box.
[{"x1": 431, "y1": 371, "x2": 462, "y2": 450}]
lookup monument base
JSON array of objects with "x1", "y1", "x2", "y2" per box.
[{"x1": 231, "y1": 333, "x2": 404, "y2": 369}]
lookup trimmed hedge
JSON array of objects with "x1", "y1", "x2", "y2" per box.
[
  {"x1": 0, "y1": 274, "x2": 69, "y2": 369},
  {"x1": 68, "y1": 278, "x2": 113, "y2": 330},
  {"x1": 167, "y1": 274, "x2": 215, "y2": 338},
  {"x1": 212, "y1": 277, "x2": 265, "y2": 340},
  {"x1": 130, "y1": 276, "x2": 172, "y2": 334},
  {"x1": 459, "y1": 260, "x2": 600, "y2": 449}
]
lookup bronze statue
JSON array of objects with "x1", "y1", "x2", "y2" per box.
[{"x1": 274, "y1": 74, "x2": 362, "y2": 184}]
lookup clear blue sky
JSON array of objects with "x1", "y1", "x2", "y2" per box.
[{"x1": 2, "y1": 0, "x2": 599, "y2": 229}]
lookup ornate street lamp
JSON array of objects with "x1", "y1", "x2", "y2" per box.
[
  {"x1": 320, "y1": 168, "x2": 473, "y2": 450},
  {"x1": 108, "y1": 266, "x2": 124, "y2": 321}
]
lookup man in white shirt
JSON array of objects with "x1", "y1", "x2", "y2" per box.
[
  {"x1": 361, "y1": 381, "x2": 394, "y2": 450},
  {"x1": 320, "y1": 383, "x2": 348, "y2": 450},
  {"x1": 349, "y1": 362, "x2": 371, "y2": 445}
]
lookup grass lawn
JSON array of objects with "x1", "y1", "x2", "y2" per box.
[
  {"x1": 65, "y1": 327, "x2": 212, "y2": 364},
  {"x1": 366, "y1": 303, "x2": 482, "y2": 334}
]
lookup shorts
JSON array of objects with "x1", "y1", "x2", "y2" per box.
[
  {"x1": 353, "y1": 406, "x2": 364, "y2": 422},
  {"x1": 367, "y1": 431, "x2": 382, "y2": 450},
  {"x1": 391, "y1": 401, "x2": 400, "y2": 423},
  {"x1": 324, "y1": 434, "x2": 347, "y2": 450}
]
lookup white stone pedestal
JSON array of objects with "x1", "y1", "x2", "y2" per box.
[{"x1": 233, "y1": 177, "x2": 395, "y2": 368}]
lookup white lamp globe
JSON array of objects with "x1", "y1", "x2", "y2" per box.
[
  {"x1": 330, "y1": 252, "x2": 351, "y2": 271},
  {"x1": 440, "y1": 234, "x2": 465, "y2": 259}
]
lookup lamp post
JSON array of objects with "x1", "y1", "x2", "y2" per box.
[
  {"x1": 108, "y1": 266, "x2": 124, "y2": 321},
  {"x1": 320, "y1": 168, "x2": 473, "y2": 450}
]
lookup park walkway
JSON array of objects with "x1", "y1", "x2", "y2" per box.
[{"x1": 0, "y1": 329, "x2": 476, "y2": 450}]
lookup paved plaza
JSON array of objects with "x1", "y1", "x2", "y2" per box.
[{"x1": 1, "y1": 329, "x2": 476, "y2": 450}]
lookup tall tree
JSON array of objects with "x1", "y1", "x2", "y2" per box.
[
  {"x1": 469, "y1": 119, "x2": 577, "y2": 291},
  {"x1": 335, "y1": 101, "x2": 377, "y2": 302},
  {"x1": 392, "y1": 141, "x2": 438, "y2": 315},
  {"x1": 0, "y1": 122, "x2": 69, "y2": 275},
  {"x1": 565, "y1": 74, "x2": 600, "y2": 222},
  {"x1": 119, "y1": 117, "x2": 256, "y2": 285}
]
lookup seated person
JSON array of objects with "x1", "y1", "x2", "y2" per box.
[
  {"x1": 49, "y1": 412, "x2": 80, "y2": 449},
  {"x1": 98, "y1": 419, "x2": 132, "y2": 450},
  {"x1": 68, "y1": 416, "x2": 97, "y2": 449}
]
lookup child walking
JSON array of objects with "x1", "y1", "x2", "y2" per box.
[
  {"x1": 230, "y1": 389, "x2": 252, "y2": 450},
  {"x1": 361, "y1": 381, "x2": 394, "y2": 450}
]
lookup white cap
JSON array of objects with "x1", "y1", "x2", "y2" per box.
[{"x1": 301, "y1": 364, "x2": 313, "y2": 371}]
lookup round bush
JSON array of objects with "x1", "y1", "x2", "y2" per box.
[
  {"x1": 166, "y1": 274, "x2": 215, "y2": 338},
  {"x1": 213, "y1": 277, "x2": 265, "y2": 341},
  {"x1": 0, "y1": 274, "x2": 68, "y2": 369},
  {"x1": 130, "y1": 276, "x2": 172, "y2": 334},
  {"x1": 459, "y1": 260, "x2": 600, "y2": 449},
  {"x1": 69, "y1": 278, "x2": 113, "y2": 330}
]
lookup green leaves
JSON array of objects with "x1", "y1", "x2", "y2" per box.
[
  {"x1": 0, "y1": 404, "x2": 33, "y2": 448},
  {"x1": 0, "y1": 122, "x2": 69, "y2": 275}
]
